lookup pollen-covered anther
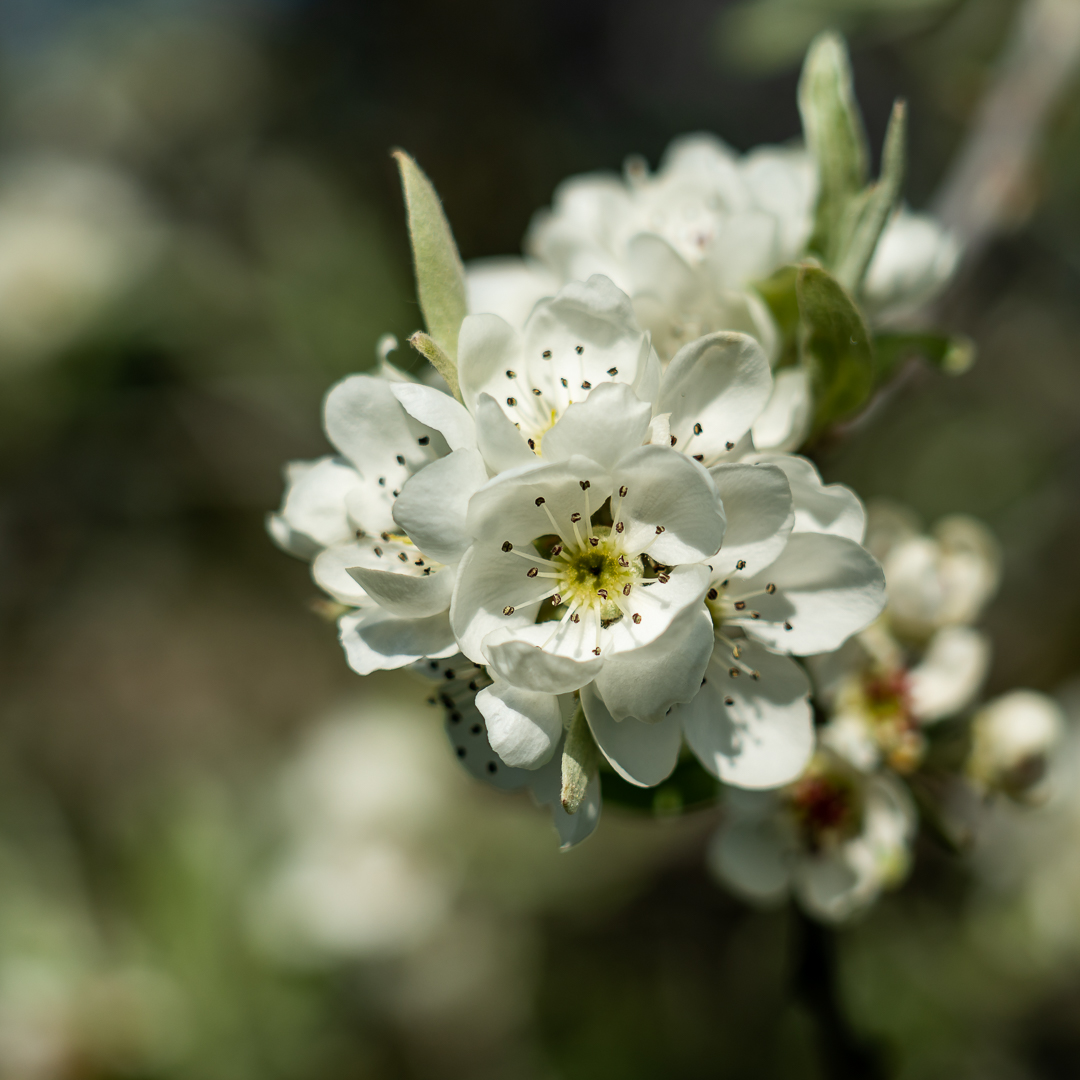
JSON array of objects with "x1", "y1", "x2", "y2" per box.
[
  {"x1": 729, "y1": 668, "x2": 740, "y2": 679},
  {"x1": 589, "y1": 537, "x2": 599, "y2": 547},
  {"x1": 622, "y1": 583, "x2": 632, "y2": 595},
  {"x1": 581, "y1": 380, "x2": 592, "y2": 389},
  {"x1": 398, "y1": 552, "x2": 409, "y2": 562},
  {"x1": 571, "y1": 513, "x2": 582, "y2": 523},
  {"x1": 502, "y1": 541, "x2": 513, "y2": 552},
  {"x1": 750, "y1": 611, "x2": 761, "y2": 619},
  {"x1": 607, "y1": 367, "x2": 618, "y2": 375},
  {"x1": 527, "y1": 567, "x2": 539, "y2": 578},
  {"x1": 532, "y1": 388, "x2": 542, "y2": 396},
  {"x1": 632, "y1": 613, "x2": 642, "y2": 623},
  {"x1": 575, "y1": 344, "x2": 584, "y2": 354},
  {"x1": 766, "y1": 583, "x2": 776, "y2": 594},
  {"x1": 619, "y1": 486, "x2": 628, "y2": 497},
  {"x1": 736, "y1": 560, "x2": 747, "y2": 570},
  {"x1": 552, "y1": 594, "x2": 562, "y2": 606},
  {"x1": 551, "y1": 544, "x2": 563, "y2": 556},
  {"x1": 503, "y1": 606, "x2": 515, "y2": 615},
  {"x1": 542, "y1": 349, "x2": 552, "y2": 358},
  {"x1": 693, "y1": 423, "x2": 703, "y2": 435},
  {"x1": 505, "y1": 369, "x2": 516, "y2": 378},
  {"x1": 734, "y1": 601, "x2": 746, "y2": 611},
  {"x1": 507, "y1": 397, "x2": 517, "y2": 406},
  {"x1": 615, "y1": 522, "x2": 624, "y2": 533},
  {"x1": 571, "y1": 613, "x2": 580, "y2": 623},
  {"x1": 655, "y1": 525, "x2": 665, "y2": 534}
]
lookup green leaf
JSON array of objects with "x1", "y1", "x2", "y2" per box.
[
  {"x1": 561, "y1": 705, "x2": 599, "y2": 815},
  {"x1": 833, "y1": 99, "x2": 907, "y2": 292},
  {"x1": 798, "y1": 32, "x2": 868, "y2": 263},
  {"x1": 797, "y1": 265, "x2": 874, "y2": 433},
  {"x1": 393, "y1": 150, "x2": 468, "y2": 364},
  {"x1": 873, "y1": 331, "x2": 976, "y2": 383},
  {"x1": 408, "y1": 331, "x2": 461, "y2": 402},
  {"x1": 753, "y1": 264, "x2": 801, "y2": 369}
]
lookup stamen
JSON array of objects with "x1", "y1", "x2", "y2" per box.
[
  {"x1": 575, "y1": 345, "x2": 584, "y2": 355},
  {"x1": 543, "y1": 350, "x2": 552, "y2": 359},
  {"x1": 607, "y1": 367, "x2": 618, "y2": 376},
  {"x1": 503, "y1": 606, "x2": 515, "y2": 615},
  {"x1": 693, "y1": 423, "x2": 703, "y2": 435},
  {"x1": 527, "y1": 567, "x2": 539, "y2": 578},
  {"x1": 502, "y1": 541, "x2": 513, "y2": 552},
  {"x1": 418, "y1": 436, "x2": 430, "y2": 445},
  {"x1": 396, "y1": 454, "x2": 406, "y2": 465},
  {"x1": 632, "y1": 613, "x2": 642, "y2": 624}
]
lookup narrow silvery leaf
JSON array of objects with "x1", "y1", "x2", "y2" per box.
[
  {"x1": 561, "y1": 703, "x2": 599, "y2": 815},
  {"x1": 408, "y1": 331, "x2": 462, "y2": 402},
  {"x1": 834, "y1": 99, "x2": 908, "y2": 292},
  {"x1": 393, "y1": 150, "x2": 468, "y2": 364},
  {"x1": 796, "y1": 266, "x2": 873, "y2": 434},
  {"x1": 798, "y1": 32, "x2": 869, "y2": 263}
]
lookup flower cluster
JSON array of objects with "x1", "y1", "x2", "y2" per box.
[{"x1": 268, "y1": 32, "x2": 1063, "y2": 919}]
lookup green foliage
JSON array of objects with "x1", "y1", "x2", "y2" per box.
[
  {"x1": 754, "y1": 264, "x2": 802, "y2": 368},
  {"x1": 393, "y1": 149, "x2": 468, "y2": 373},
  {"x1": 796, "y1": 265, "x2": 874, "y2": 433},
  {"x1": 799, "y1": 32, "x2": 869, "y2": 262},
  {"x1": 600, "y1": 755, "x2": 720, "y2": 815},
  {"x1": 798, "y1": 33, "x2": 907, "y2": 294},
  {"x1": 561, "y1": 705, "x2": 600, "y2": 815},
  {"x1": 873, "y1": 331, "x2": 976, "y2": 382}
]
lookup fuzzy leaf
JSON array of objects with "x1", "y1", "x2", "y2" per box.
[
  {"x1": 797, "y1": 266, "x2": 874, "y2": 433},
  {"x1": 393, "y1": 150, "x2": 468, "y2": 363},
  {"x1": 561, "y1": 704, "x2": 599, "y2": 815},
  {"x1": 798, "y1": 32, "x2": 868, "y2": 263},
  {"x1": 834, "y1": 99, "x2": 907, "y2": 292},
  {"x1": 408, "y1": 331, "x2": 462, "y2": 402},
  {"x1": 873, "y1": 332, "x2": 976, "y2": 383},
  {"x1": 754, "y1": 264, "x2": 801, "y2": 368}
]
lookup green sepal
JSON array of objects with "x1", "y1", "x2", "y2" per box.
[
  {"x1": 797, "y1": 265, "x2": 874, "y2": 434},
  {"x1": 833, "y1": 99, "x2": 907, "y2": 293},
  {"x1": 798, "y1": 32, "x2": 868, "y2": 262},
  {"x1": 753, "y1": 264, "x2": 801, "y2": 369},
  {"x1": 408, "y1": 330, "x2": 462, "y2": 403},
  {"x1": 393, "y1": 150, "x2": 468, "y2": 366},
  {"x1": 873, "y1": 331, "x2": 976, "y2": 384},
  {"x1": 561, "y1": 705, "x2": 599, "y2": 815}
]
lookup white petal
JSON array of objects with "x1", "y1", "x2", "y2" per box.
[
  {"x1": 612, "y1": 445, "x2": 725, "y2": 564},
  {"x1": 580, "y1": 680, "x2": 682, "y2": 787},
  {"x1": 907, "y1": 626, "x2": 990, "y2": 722},
  {"x1": 267, "y1": 512, "x2": 320, "y2": 560},
  {"x1": 750, "y1": 368, "x2": 812, "y2": 452},
  {"x1": 603, "y1": 570, "x2": 712, "y2": 663},
  {"x1": 793, "y1": 853, "x2": 863, "y2": 922},
  {"x1": 465, "y1": 256, "x2": 559, "y2": 327},
  {"x1": 475, "y1": 680, "x2": 563, "y2": 769},
  {"x1": 389, "y1": 382, "x2": 477, "y2": 451},
  {"x1": 465, "y1": 454, "x2": 612, "y2": 547},
  {"x1": 474, "y1": 393, "x2": 536, "y2": 471},
  {"x1": 594, "y1": 609, "x2": 715, "y2": 722},
  {"x1": 708, "y1": 210, "x2": 780, "y2": 290},
  {"x1": 708, "y1": 463, "x2": 794, "y2": 579},
  {"x1": 338, "y1": 609, "x2": 457, "y2": 675},
  {"x1": 457, "y1": 313, "x2": 522, "y2": 413},
  {"x1": 541, "y1": 381, "x2": 652, "y2": 471},
  {"x1": 312, "y1": 542, "x2": 372, "y2": 605},
  {"x1": 483, "y1": 623, "x2": 606, "y2": 693},
  {"x1": 392, "y1": 449, "x2": 489, "y2": 565},
  {"x1": 323, "y1": 375, "x2": 440, "y2": 482},
  {"x1": 278, "y1": 457, "x2": 367, "y2": 549},
  {"x1": 731, "y1": 533, "x2": 886, "y2": 654},
  {"x1": 707, "y1": 816, "x2": 792, "y2": 904},
  {"x1": 677, "y1": 641, "x2": 813, "y2": 788},
  {"x1": 347, "y1": 564, "x2": 455, "y2": 619},
  {"x1": 658, "y1": 331, "x2": 772, "y2": 459},
  {"x1": 521, "y1": 276, "x2": 655, "y2": 404},
  {"x1": 449, "y1": 543, "x2": 553, "y2": 663},
  {"x1": 752, "y1": 454, "x2": 865, "y2": 541}
]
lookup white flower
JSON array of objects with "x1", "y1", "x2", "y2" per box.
[
  {"x1": 269, "y1": 366, "x2": 489, "y2": 675},
  {"x1": 0, "y1": 156, "x2": 162, "y2": 369},
  {"x1": 968, "y1": 690, "x2": 1064, "y2": 800},
  {"x1": 672, "y1": 453, "x2": 885, "y2": 789},
  {"x1": 865, "y1": 503, "x2": 1001, "y2": 643},
  {"x1": 710, "y1": 750, "x2": 916, "y2": 922},
  {"x1": 863, "y1": 206, "x2": 961, "y2": 323}
]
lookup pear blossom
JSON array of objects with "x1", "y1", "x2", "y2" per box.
[
  {"x1": 811, "y1": 505, "x2": 1000, "y2": 773},
  {"x1": 268, "y1": 364, "x2": 488, "y2": 675},
  {"x1": 967, "y1": 691, "x2": 1064, "y2": 800},
  {"x1": 710, "y1": 750, "x2": 916, "y2": 922}
]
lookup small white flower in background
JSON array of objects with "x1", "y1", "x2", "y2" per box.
[
  {"x1": 813, "y1": 503, "x2": 999, "y2": 773},
  {"x1": 0, "y1": 156, "x2": 163, "y2": 369},
  {"x1": 967, "y1": 690, "x2": 1064, "y2": 801},
  {"x1": 862, "y1": 207, "x2": 961, "y2": 324},
  {"x1": 710, "y1": 750, "x2": 916, "y2": 923},
  {"x1": 252, "y1": 692, "x2": 461, "y2": 961}
]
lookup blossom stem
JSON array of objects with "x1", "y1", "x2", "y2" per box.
[{"x1": 561, "y1": 704, "x2": 598, "y2": 815}]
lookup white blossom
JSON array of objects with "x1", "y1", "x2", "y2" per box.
[
  {"x1": 710, "y1": 750, "x2": 916, "y2": 922},
  {"x1": 968, "y1": 690, "x2": 1064, "y2": 800}
]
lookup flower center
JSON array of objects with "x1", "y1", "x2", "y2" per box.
[
  {"x1": 786, "y1": 756, "x2": 864, "y2": 850},
  {"x1": 549, "y1": 525, "x2": 643, "y2": 622}
]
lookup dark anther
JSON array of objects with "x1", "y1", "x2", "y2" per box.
[
  {"x1": 736, "y1": 560, "x2": 747, "y2": 570},
  {"x1": 418, "y1": 435, "x2": 430, "y2": 445},
  {"x1": 373, "y1": 546, "x2": 383, "y2": 557},
  {"x1": 575, "y1": 345, "x2": 584, "y2": 354},
  {"x1": 571, "y1": 513, "x2": 582, "y2": 523},
  {"x1": 579, "y1": 480, "x2": 591, "y2": 490},
  {"x1": 658, "y1": 573, "x2": 670, "y2": 584},
  {"x1": 543, "y1": 349, "x2": 552, "y2": 358},
  {"x1": 693, "y1": 423, "x2": 703, "y2": 435},
  {"x1": 725, "y1": 441, "x2": 735, "y2": 450},
  {"x1": 396, "y1": 454, "x2": 405, "y2": 465},
  {"x1": 766, "y1": 583, "x2": 776, "y2": 594},
  {"x1": 707, "y1": 588, "x2": 718, "y2": 600},
  {"x1": 729, "y1": 668, "x2": 740, "y2": 678},
  {"x1": 502, "y1": 605, "x2": 515, "y2": 615},
  {"x1": 734, "y1": 600, "x2": 746, "y2": 610},
  {"x1": 507, "y1": 396, "x2": 517, "y2": 406},
  {"x1": 581, "y1": 380, "x2": 592, "y2": 389},
  {"x1": 535, "y1": 497, "x2": 545, "y2": 506},
  {"x1": 632, "y1": 613, "x2": 642, "y2": 623},
  {"x1": 378, "y1": 477, "x2": 386, "y2": 486},
  {"x1": 724, "y1": 696, "x2": 734, "y2": 706},
  {"x1": 607, "y1": 367, "x2": 618, "y2": 376},
  {"x1": 506, "y1": 370, "x2": 516, "y2": 378},
  {"x1": 670, "y1": 435, "x2": 677, "y2": 446},
  {"x1": 502, "y1": 541, "x2": 513, "y2": 552},
  {"x1": 527, "y1": 567, "x2": 539, "y2": 578}
]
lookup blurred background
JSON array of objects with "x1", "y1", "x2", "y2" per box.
[{"x1": 0, "y1": 0, "x2": 1079, "y2": 1076}]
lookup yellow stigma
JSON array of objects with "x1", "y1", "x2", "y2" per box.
[{"x1": 553, "y1": 526, "x2": 642, "y2": 621}]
